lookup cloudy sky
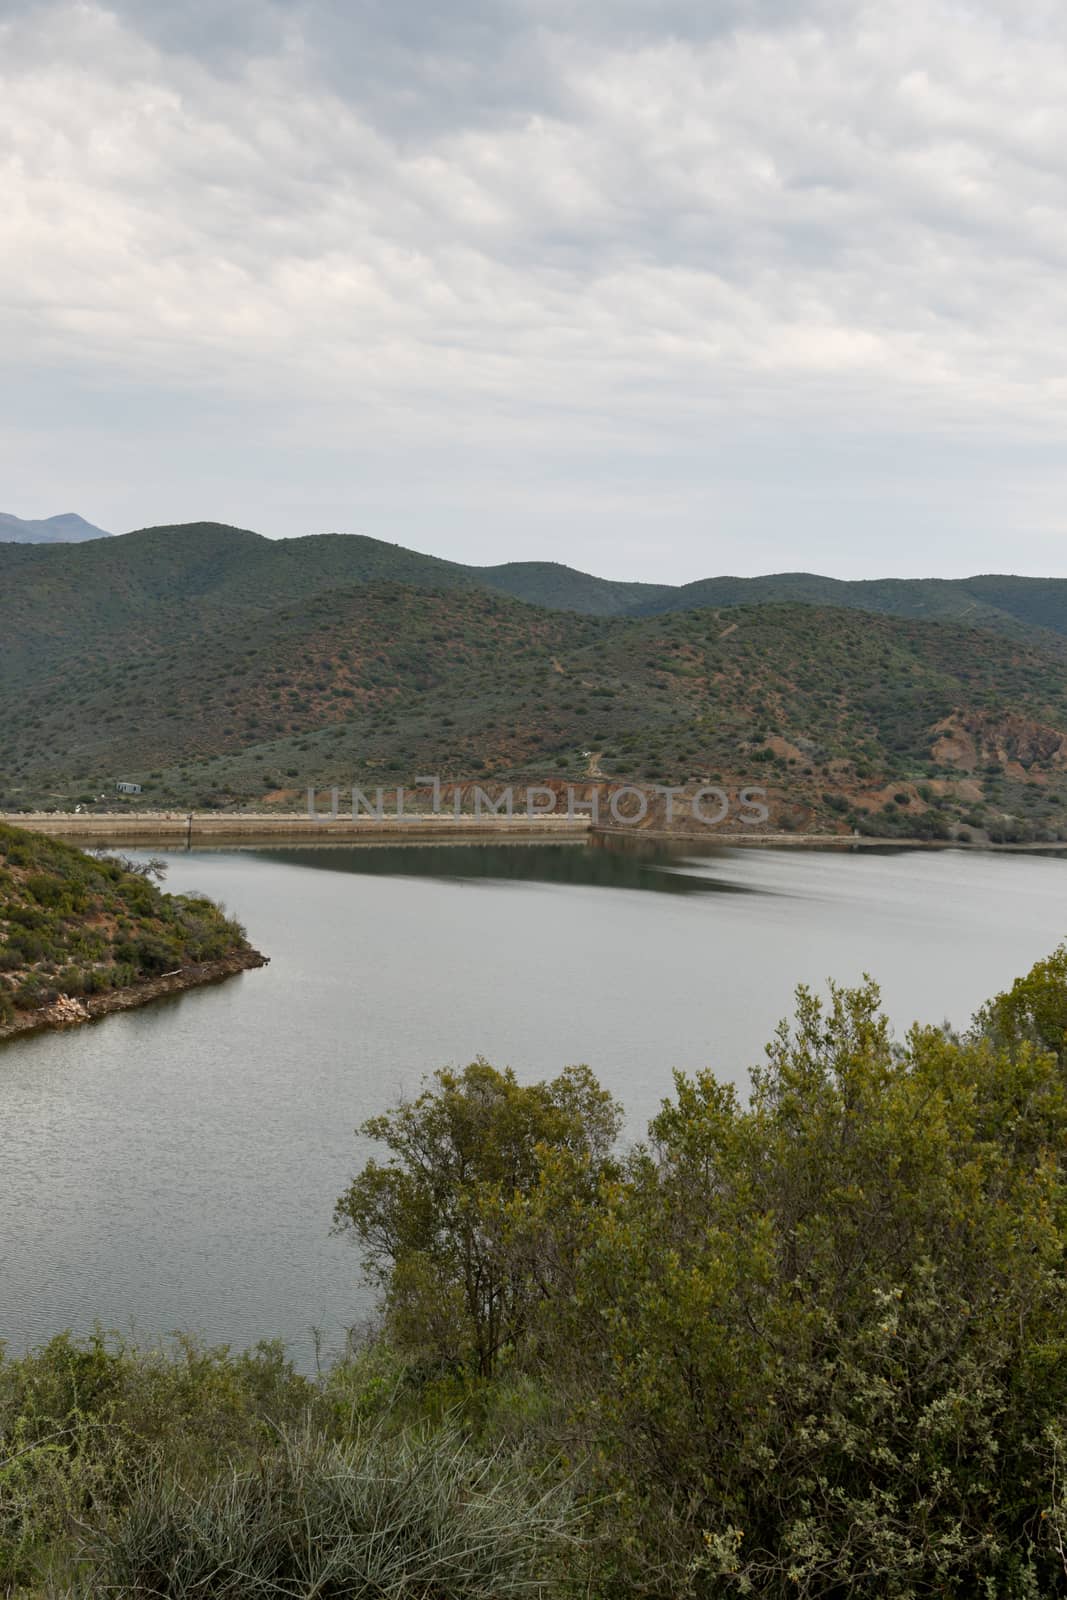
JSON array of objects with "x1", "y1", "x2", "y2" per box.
[{"x1": 3, "y1": 0, "x2": 1067, "y2": 580}]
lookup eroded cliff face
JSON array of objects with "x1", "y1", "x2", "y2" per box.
[{"x1": 930, "y1": 711, "x2": 1067, "y2": 777}]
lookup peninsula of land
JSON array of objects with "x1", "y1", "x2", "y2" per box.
[{"x1": 0, "y1": 824, "x2": 267, "y2": 1042}]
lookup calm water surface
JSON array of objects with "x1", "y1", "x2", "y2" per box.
[{"x1": 3, "y1": 840, "x2": 1066, "y2": 1368}]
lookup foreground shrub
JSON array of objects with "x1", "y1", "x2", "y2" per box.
[
  {"x1": 0, "y1": 1333, "x2": 315, "y2": 1592},
  {"x1": 543, "y1": 980, "x2": 1067, "y2": 1596},
  {"x1": 76, "y1": 1423, "x2": 575, "y2": 1599},
  {"x1": 337, "y1": 955, "x2": 1067, "y2": 1598}
]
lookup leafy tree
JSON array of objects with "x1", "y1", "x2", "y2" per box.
[
  {"x1": 329, "y1": 957, "x2": 1067, "y2": 1595},
  {"x1": 548, "y1": 979, "x2": 1067, "y2": 1596},
  {"x1": 974, "y1": 941, "x2": 1067, "y2": 1066},
  {"x1": 333, "y1": 1060, "x2": 621, "y2": 1377}
]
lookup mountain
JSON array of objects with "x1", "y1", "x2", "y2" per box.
[
  {"x1": 625, "y1": 571, "x2": 1067, "y2": 639},
  {"x1": 472, "y1": 560, "x2": 1067, "y2": 640},
  {"x1": 5, "y1": 522, "x2": 1067, "y2": 652},
  {"x1": 4, "y1": 523, "x2": 1067, "y2": 843},
  {"x1": 0, "y1": 511, "x2": 110, "y2": 544}
]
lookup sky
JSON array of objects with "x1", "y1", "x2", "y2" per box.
[{"x1": 3, "y1": 0, "x2": 1067, "y2": 582}]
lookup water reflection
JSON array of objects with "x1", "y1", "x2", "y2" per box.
[{"x1": 246, "y1": 839, "x2": 762, "y2": 895}]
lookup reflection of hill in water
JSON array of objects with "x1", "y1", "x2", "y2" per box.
[{"x1": 248, "y1": 841, "x2": 762, "y2": 896}]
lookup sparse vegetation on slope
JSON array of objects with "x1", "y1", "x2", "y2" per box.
[
  {"x1": 6, "y1": 525, "x2": 1067, "y2": 841},
  {"x1": 5, "y1": 579, "x2": 1067, "y2": 840},
  {"x1": 0, "y1": 825, "x2": 258, "y2": 1029}
]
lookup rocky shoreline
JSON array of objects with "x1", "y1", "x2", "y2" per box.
[{"x1": 0, "y1": 948, "x2": 269, "y2": 1044}]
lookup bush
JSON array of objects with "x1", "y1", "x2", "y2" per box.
[
  {"x1": 0, "y1": 1333, "x2": 315, "y2": 1591},
  {"x1": 13, "y1": 974, "x2": 54, "y2": 1009},
  {"x1": 77, "y1": 1423, "x2": 574, "y2": 1600},
  {"x1": 336, "y1": 955, "x2": 1067, "y2": 1597}
]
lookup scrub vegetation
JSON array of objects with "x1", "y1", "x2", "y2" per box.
[
  {"x1": 0, "y1": 825, "x2": 253, "y2": 1026},
  {"x1": 6, "y1": 526, "x2": 1067, "y2": 841},
  {"x1": 5, "y1": 947, "x2": 1067, "y2": 1597}
]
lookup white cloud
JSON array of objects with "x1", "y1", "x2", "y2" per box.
[{"x1": 2, "y1": 0, "x2": 1067, "y2": 577}]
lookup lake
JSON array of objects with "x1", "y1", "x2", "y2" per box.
[{"x1": 2, "y1": 839, "x2": 1066, "y2": 1370}]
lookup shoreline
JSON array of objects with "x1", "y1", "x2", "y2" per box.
[
  {"x1": 0, "y1": 948, "x2": 270, "y2": 1045},
  {"x1": 2, "y1": 812, "x2": 1065, "y2": 853}
]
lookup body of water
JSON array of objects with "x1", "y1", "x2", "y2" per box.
[{"x1": 3, "y1": 840, "x2": 1066, "y2": 1368}]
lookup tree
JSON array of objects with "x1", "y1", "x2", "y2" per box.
[
  {"x1": 974, "y1": 940, "x2": 1067, "y2": 1066},
  {"x1": 333, "y1": 957, "x2": 1067, "y2": 1595},
  {"x1": 557, "y1": 977, "x2": 1067, "y2": 1596},
  {"x1": 333, "y1": 1059, "x2": 621, "y2": 1377}
]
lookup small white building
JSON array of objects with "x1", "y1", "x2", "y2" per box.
[{"x1": 116, "y1": 780, "x2": 142, "y2": 795}]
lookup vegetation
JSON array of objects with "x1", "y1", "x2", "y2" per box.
[
  {"x1": 0, "y1": 1333, "x2": 574, "y2": 1598},
  {"x1": 0, "y1": 825, "x2": 253, "y2": 1024},
  {"x1": 7, "y1": 949, "x2": 1067, "y2": 1596},
  {"x1": 6, "y1": 522, "x2": 1067, "y2": 637},
  {"x1": 5, "y1": 525, "x2": 1067, "y2": 839},
  {"x1": 79, "y1": 1421, "x2": 572, "y2": 1600},
  {"x1": 331, "y1": 973, "x2": 1067, "y2": 1596},
  {"x1": 333, "y1": 1061, "x2": 622, "y2": 1378}
]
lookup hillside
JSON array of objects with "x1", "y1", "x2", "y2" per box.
[
  {"x1": 5, "y1": 562, "x2": 1067, "y2": 840},
  {"x1": 0, "y1": 824, "x2": 264, "y2": 1036},
  {"x1": 0, "y1": 510, "x2": 110, "y2": 543},
  {"x1": 0, "y1": 524, "x2": 484, "y2": 682},
  {"x1": 475, "y1": 559, "x2": 671, "y2": 615},
  {"x1": 629, "y1": 571, "x2": 1060, "y2": 637}
]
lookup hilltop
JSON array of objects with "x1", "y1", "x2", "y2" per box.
[
  {"x1": 4, "y1": 523, "x2": 1067, "y2": 649},
  {"x1": 0, "y1": 824, "x2": 265, "y2": 1038},
  {"x1": 0, "y1": 510, "x2": 110, "y2": 544}
]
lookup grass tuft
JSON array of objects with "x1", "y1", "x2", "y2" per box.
[{"x1": 73, "y1": 1420, "x2": 575, "y2": 1599}]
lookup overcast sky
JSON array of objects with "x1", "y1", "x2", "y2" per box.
[{"x1": 3, "y1": 0, "x2": 1067, "y2": 580}]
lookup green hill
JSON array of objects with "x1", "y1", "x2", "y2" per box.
[
  {"x1": 5, "y1": 523, "x2": 1067, "y2": 840},
  {"x1": 5, "y1": 571, "x2": 1067, "y2": 841},
  {"x1": 474, "y1": 560, "x2": 670, "y2": 615},
  {"x1": 0, "y1": 524, "x2": 480, "y2": 681},
  {"x1": 629, "y1": 571, "x2": 1067, "y2": 642},
  {"x1": 4, "y1": 523, "x2": 1067, "y2": 656}
]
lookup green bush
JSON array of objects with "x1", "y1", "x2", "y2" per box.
[
  {"x1": 0, "y1": 1333, "x2": 315, "y2": 1591},
  {"x1": 335, "y1": 951, "x2": 1067, "y2": 1598}
]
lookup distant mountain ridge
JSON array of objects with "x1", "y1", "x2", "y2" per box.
[
  {"x1": 463, "y1": 556, "x2": 1067, "y2": 639},
  {"x1": 3, "y1": 522, "x2": 1067, "y2": 643},
  {"x1": 0, "y1": 511, "x2": 110, "y2": 544}
]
